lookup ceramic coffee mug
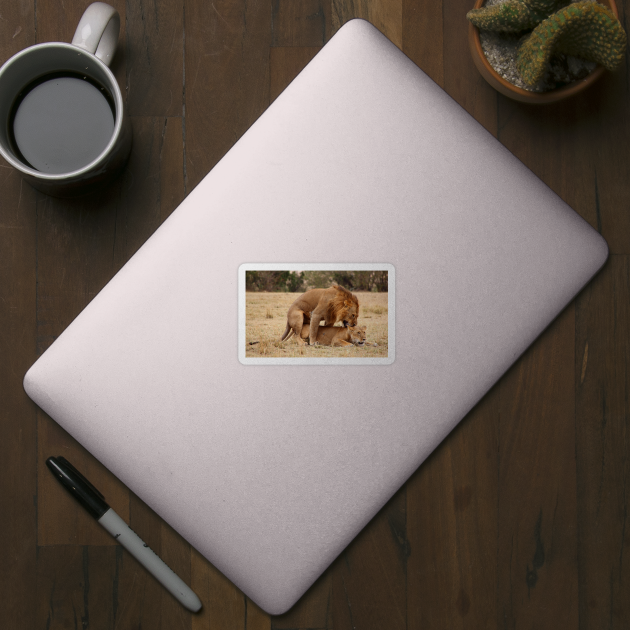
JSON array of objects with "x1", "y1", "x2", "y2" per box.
[{"x1": 0, "y1": 2, "x2": 131, "y2": 197}]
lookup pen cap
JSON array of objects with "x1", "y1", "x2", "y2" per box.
[{"x1": 46, "y1": 456, "x2": 110, "y2": 519}]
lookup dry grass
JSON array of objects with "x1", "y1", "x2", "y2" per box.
[{"x1": 245, "y1": 292, "x2": 389, "y2": 359}]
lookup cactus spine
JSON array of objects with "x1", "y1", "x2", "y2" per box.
[
  {"x1": 467, "y1": 0, "x2": 568, "y2": 33},
  {"x1": 516, "y1": 1, "x2": 627, "y2": 85}
]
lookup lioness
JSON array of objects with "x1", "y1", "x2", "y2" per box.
[
  {"x1": 279, "y1": 285, "x2": 359, "y2": 346},
  {"x1": 288, "y1": 324, "x2": 376, "y2": 347}
]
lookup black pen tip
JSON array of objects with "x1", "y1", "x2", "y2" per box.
[{"x1": 45, "y1": 455, "x2": 109, "y2": 519}]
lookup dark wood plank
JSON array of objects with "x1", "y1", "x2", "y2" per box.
[
  {"x1": 330, "y1": 486, "x2": 407, "y2": 630},
  {"x1": 496, "y1": 97, "x2": 598, "y2": 225},
  {"x1": 190, "y1": 549, "x2": 247, "y2": 630},
  {"x1": 272, "y1": 0, "x2": 331, "y2": 46},
  {"x1": 184, "y1": 0, "x2": 272, "y2": 192},
  {"x1": 112, "y1": 116, "x2": 185, "y2": 270},
  {"x1": 443, "y1": 0, "x2": 497, "y2": 131},
  {"x1": 495, "y1": 66, "x2": 630, "y2": 258},
  {"x1": 331, "y1": 0, "x2": 402, "y2": 48},
  {"x1": 497, "y1": 305, "x2": 578, "y2": 628},
  {"x1": 402, "y1": 0, "x2": 444, "y2": 88},
  {"x1": 0, "y1": 141, "x2": 39, "y2": 630},
  {"x1": 576, "y1": 0, "x2": 629, "y2": 253},
  {"x1": 0, "y1": 0, "x2": 36, "y2": 53},
  {"x1": 271, "y1": 573, "x2": 332, "y2": 629},
  {"x1": 407, "y1": 394, "x2": 499, "y2": 629},
  {"x1": 188, "y1": 556, "x2": 270, "y2": 630},
  {"x1": 36, "y1": 545, "x2": 118, "y2": 630},
  {"x1": 159, "y1": 117, "x2": 187, "y2": 219},
  {"x1": 576, "y1": 256, "x2": 630, "y2": 629},
  {"x1": 0, "y1": 4, "x2": 39, "y2": 629},
  {"x1": 247, "y1": 600, "x2": 272, "y2": 630},
  {"x1": 126, "y1": 0, "x2": 184, "y2": 117},
  {"x1": 582, "y1": 72, "x2": 630, "y2": 254},
  {"x1": 270, "y1": 47, "x2": 321, "y2": 103},
  {"x1": 34, "y1": 189, "x2": 121, "y2": 354}
]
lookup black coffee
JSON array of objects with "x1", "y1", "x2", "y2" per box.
[{"x1": 10, "y1": 73, "x2": 115, "y2": 174}]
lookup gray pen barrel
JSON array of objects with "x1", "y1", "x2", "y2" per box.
[{"x1": 98, "y1": 508, "x2": 202, "y2": 612}]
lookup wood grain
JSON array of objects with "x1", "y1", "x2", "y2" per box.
[
  {"x1": 184, "y1": 0, "x2": 271, "y2": 192},
  {"x1": 407, "y1": 392, "x2": 499, "y2": 629},
  {"x1": 36, "y1": 546, "x2": 119, "y2": 630},
  {"x1": 331, "y1": 486, "x2": 408, "y2": 630},
  {"x1": 271, "y1": 573, "x2": 332, "y2": 629},
  {"x1": 332, "y1": 0, "x2": 403, "y2": 48},
  {"x1": 497, "y1": 305, "x2": 579, "y2": 629},
  {"x1": 190, "y1": 549, "x2": 248, "y2": 630},
  {"x1": 576, "y1": 256, "x2": 630, "y2": 629},
  {"x1": 443, "y1": 0, "x2": 497, "y2": 131},
  {"x1": 111, "y1": 116, "x2": 185, "y2": 270},
  {"x1": 0, "y1": 5, "x2": 38, "y2": 629},
  {"x1": 494, "y1": 64, "x2": 630, "y2": 258},
  {"x1": 0, "y1": 151, "x2": 38, "y2": 630},
  {"x1": 403, "y1": 0, "x2": 444, "y2": 87},
  {"x1": 270, "y1": 47, "x2": 321, "y2": 103},
  {"x1": 125, "y1": 0, "x2": 184, "y2": 117},
  {"x1": 583, "y1": 72, "x2": 630, "y2": 254},
  {"x1": 271, "y1": 0, "x2": 332, "y2": 46}
]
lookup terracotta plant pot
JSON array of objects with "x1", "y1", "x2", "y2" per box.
[{"x1": 468, "y1": 0, "x2": 619, "y2": 103}]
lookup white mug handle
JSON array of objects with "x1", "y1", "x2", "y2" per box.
[{"x1": 71, "y1": 2, "x2": 120, "y2": 67}]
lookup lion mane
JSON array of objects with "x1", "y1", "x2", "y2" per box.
[{"x1": 326, "y1": 285, "x2": 357, "y2": 322}]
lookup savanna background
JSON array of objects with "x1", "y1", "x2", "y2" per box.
[{"x1": 245, "y1": 270, "x2": 389, "y2": 359}]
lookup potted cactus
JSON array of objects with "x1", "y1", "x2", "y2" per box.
[{"x1": 467, "y1": 0, "x2": 627, "y2": 103}]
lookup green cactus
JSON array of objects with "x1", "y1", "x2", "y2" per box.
[
  {"x1": 516, "y1": 1, "x2": 627, "y2": 85},
  {"x1": 467, "y1": 0, "x2": 568, "y2": 33}
]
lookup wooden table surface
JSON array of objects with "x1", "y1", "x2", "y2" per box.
[{"x1": 1, "y1": 0, "x2": 629, "y2": 628}]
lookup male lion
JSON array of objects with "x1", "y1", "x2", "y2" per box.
[{"x1": 279, "y1": 284, "x2": 359, "y2": 346}]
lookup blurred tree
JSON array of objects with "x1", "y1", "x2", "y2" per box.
[
  {"x1": 285, "y1": 271, "x2": 304, "y2": 292},
  {"x1": 245, "y1": 271, "x2": 305, "y2": 292},
  {"x1": 331, "y1": 270, "x2": 355, "y2": 288},
  {"x1": 246, "y1": 270, "x2": 388, "y2": 291},
  {"x1": 331, "y1": 270, "x2": 389, "y2": 291},
  {"x1": 373, "y1": 270, "x2": 388, "y2": 292},
  {"x1": 301, "y1": 270, "x2": 334, "y2": 289}
]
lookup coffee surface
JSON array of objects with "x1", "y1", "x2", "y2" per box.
[{"x1": 12, "y1": 74, "x2": 115, "y2": 174}]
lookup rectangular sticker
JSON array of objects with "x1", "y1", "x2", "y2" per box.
[{"x1": 238, "y1": 263, "x2": 394, "y2": 365}]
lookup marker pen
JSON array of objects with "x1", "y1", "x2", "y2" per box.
[{"x1": 46, "y1": 456, "x2": 202, "y2": 613}]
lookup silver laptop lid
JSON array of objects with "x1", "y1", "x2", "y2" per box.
[{"x1": 24, "y1": 19, "x2": 607, "y2": 614}]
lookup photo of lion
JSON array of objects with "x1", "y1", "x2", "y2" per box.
[
  {"x1": 244, "y1": 269, "x2": 388, "y2": 359},
  {"x1": 279, "y1": 285, "x2": 359, "y2": 346}
]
